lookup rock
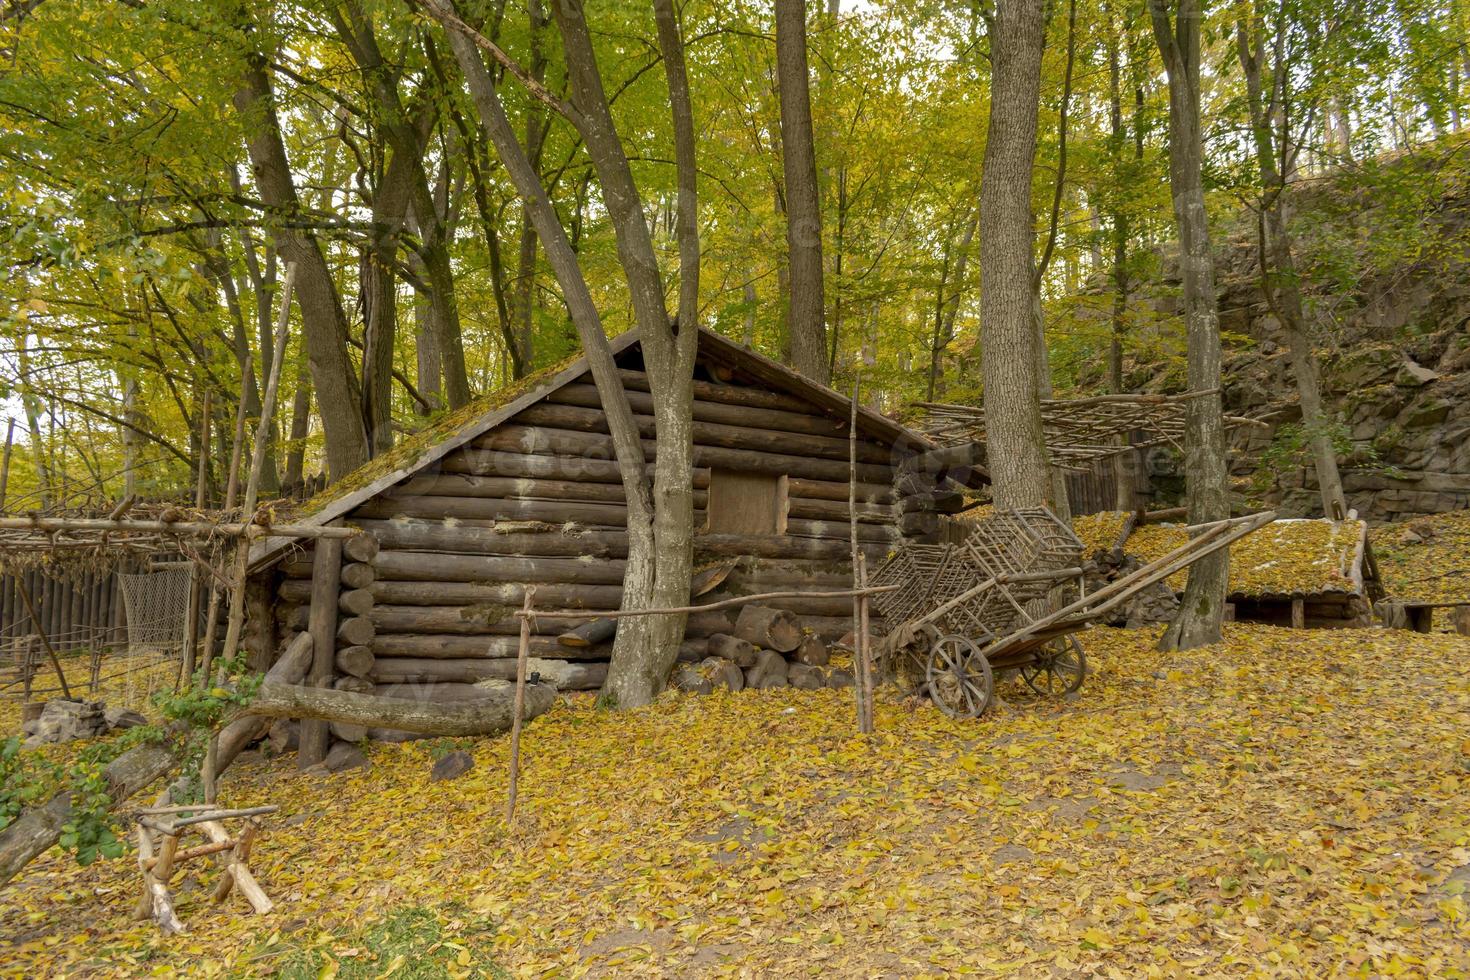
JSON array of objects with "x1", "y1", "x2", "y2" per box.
[
  {"x1": 1397, "y1": 358, "x2": 1440, "y2": 386},
  {"x1": 267, "y1": 719, "x2": 299, "y2": 754},
  {"x1": 323, "y1": 741, "x2": 369, "y2": 773},
  {"x1": 788, "y1": 663, "x2": 823, "y2": 690},
  {"x1": 430, "y1": 749, "x2": 475, "y2": 782},
  {"x1": 701, "y1": 657, "x2": 744, "y2": 692},
  {"x1": 20, "y1": 702, "x2": 44, "y2": 724},
  {"x1": 825, "y1": 668, "x2": 855, "y2": 689},
  {"x1": 27, "y1": 699, "x2": 108, "y2": 744},
  {"x1": 330, "y1": 721, "x2": 369, "y2": 743},
  {"x1": 793, "y1": 634, "x2": 830, "y2": 667},
  {"x1": 104, "y1": 707, "x2": 148, "y2": 731},
  {"x1": 757, "y1": 673, "x2": 789, "y2": 690}
]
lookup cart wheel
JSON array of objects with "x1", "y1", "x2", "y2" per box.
[
  {"x1": 925, "y1": 634, "x2": 994, "y2": 719},
  {"x1": 1020, "y1": 635, "x2": 1086, "y2": 696}
]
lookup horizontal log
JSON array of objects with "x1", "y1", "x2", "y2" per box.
[
  {"x1": 515, "y1": 401, "x2": 894, "y2": 464},
  {"x1": 438, "y1": 450, "x2": 894, "y2": 503},
  {"x1": 374, "y1": 550, "x2": 627, "y2": 585},
  {"x1": 899, "y1": 512, "x2": 942, "y2": 536},
  {"x1": 557, "y1": 617, "x2": 617, "y2": 648},
  {"x1": 369, "y1": 604, "x2": 733, "y2": 639},
  {"x1": 339, "y1": 588, "x2": 375, "y2": 616},
  {"x1": 787, "y1": 496, "x2": 894, "y2": 524},
  {"x1": 550, "y1": 382, "x2": 855, "y2": 441},
  {"x1": 279, "y1": 524, "x2": 888, "y2": 575},
  {"x1": 474, "y1": 424, "x2": 895, "y2": 484},
  {"x1": 353, "y1": 519, "x2": 626, "y2": 559},
  {"x1": 336, "y1": 616, "x2": 375, "y2": 646},
  {"x1": 376, "y1": 682, "x2": 519, "y2": 703},
  {"x1": 247, "y1": 680, "x2": 556, "y2": 735},
  {"x1": 897, "y1": 444, "x2": 990, "y2": 486},
  {"x1": 369, "y1": 634, "x2": 612, "y2": 660},
  {"x1": 443, "y1": 447, "x2": 626, "y2": 484},
  {"x1": 370, "y1": 657, "x2": 608, "y2": 690},
  {"x1": 340, "y1": 563, "x2": 377, "y2": 589},
  {"x1": 342, "y1": 533, "x2": 380, "y2": 564},
  {"x1": 786, "y1": 518, "x2": 897, "y2": 544},
  {"x1": 355, "y1": 493, "x2": 629, "y2": 527},
  {"x1": 284, "y1": 579, "x2": 628, "y2": 610},
  {"x1": 400, "y1": 472, "x2": 701, "y2": 507},
  {"x1": 335, "y1": 645, "x2": 375, "y2": 678},
  {"x1": 899, "y1": 490, "x2": 969, "y2": 514},
  {"x1": 617, "y1": 368, "x2": 815, "y2": 414}
]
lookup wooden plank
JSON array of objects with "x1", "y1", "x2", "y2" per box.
[{"x1": 300, "y1": 532, "x2": 342, "y2": 768}]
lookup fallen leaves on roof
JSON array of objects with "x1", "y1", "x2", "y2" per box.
[
  {"x1": 4, "y1": 625, "x2": 1469, "y2": 976},
  {"x1": 1075, "y1": 512, "x2": 1366, "y2": 597},
  {"x1": 1375, "y1": 510, "x2": 1470, "y2": 604}
]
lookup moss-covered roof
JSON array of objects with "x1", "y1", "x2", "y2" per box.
[{"x1": 296, "y1": 350, "x2": 588, "y2": 519}]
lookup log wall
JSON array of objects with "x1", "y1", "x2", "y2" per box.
[{"x1": 266, "y1": 363, "x2": 950, "y2": 710}]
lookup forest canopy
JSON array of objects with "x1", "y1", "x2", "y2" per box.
[{"x1": 0, "y1": 0, "x2": 1465, "y2": 507}]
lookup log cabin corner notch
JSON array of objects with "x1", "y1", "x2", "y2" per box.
[{"x1": 244, "y1": 327, "x2": 983, "y2": 708}]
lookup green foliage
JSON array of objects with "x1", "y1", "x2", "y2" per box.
[
  {"x1": 260, "y1": 905, "x2": 505, "y2": 979},
  {"x1": 150, "y1": 654, "x2": 264, "y2": 804}
]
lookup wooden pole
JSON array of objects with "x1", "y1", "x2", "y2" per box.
[
  {"x1": 507, "y1": 587, "x2": 535, "y2": 826},
  {"x1": 847, "y1": 373, "x2": 866, "y2": 732},
  {"x1": 15, "y1": 575, "x2": 70, "y2": 699},
  {"x1": 0, "y1": 418, "x2": 15, "y2": 514},
  {"x1": 201, "y1": 319, "x2": 255, "y2": 687},
  {"x1": 299, "y1": 527, "x2": 343, "y2": 768},
  {"x1": 857, "y1": 551, "x2": 874, "y2": 734},
  {"x1": 218, "y1": 263, "x2": 296, "y2": 676},
  {"x1": 180, "y1": 389, "x2": 211, "y2": 688}
]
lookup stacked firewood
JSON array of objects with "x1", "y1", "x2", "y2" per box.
[{"x1": 671, "y1": 604, "x2": 856, "y2": 695}]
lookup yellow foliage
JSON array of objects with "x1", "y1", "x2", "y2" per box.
[{"x1": 3, "y1": 626, "x2": 1469, "y2": 976}]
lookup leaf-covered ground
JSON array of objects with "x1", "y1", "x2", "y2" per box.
[
  {"x1": 1073, "y1": 513, "x2": 1367, "y2": 598},
  {"x1": 1374, "y1": 509, "x2": 1470, "y2": 604},
  {"x1": 4, "y1": 624, "x2": 1470, "y2": 977}
]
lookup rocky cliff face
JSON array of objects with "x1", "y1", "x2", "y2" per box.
[
  {"x1": 1216, "y1": 260, "x2": 1470, "y2": 523},
  {"x1": 1103, "y1": 179, "x2": 1470, "y2": 523}
]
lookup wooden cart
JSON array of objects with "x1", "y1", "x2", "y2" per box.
[{"x1": 871, "y1": 508, "x2": 1277, "y2": 718}]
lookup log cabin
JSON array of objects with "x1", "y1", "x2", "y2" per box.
[{"x1": 244, "y1": 328, "x2": 981, "y2": 714}]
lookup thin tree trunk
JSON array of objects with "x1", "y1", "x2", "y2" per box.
[
  {"x1": 1150, "y1": 0, "x2": 1231, "y2": 650},
  {"x1": 231, "y1": 24, "x2": 369, "y2": 480},
  {"x1": 338, "y1": 3, "x2": 470, "y2": 410},
  {"x1": 774, "y1": 0, "x2": 829, "y2": 384},
  {"x1": 979, "y1": 0, "x2": 1052, "y2": 510},
  {"x1": 1236, "y1": 8, "x2": 1346, "y2": 519}
]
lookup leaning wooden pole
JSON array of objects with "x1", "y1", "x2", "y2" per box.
[
  {"x1": 507, "y1": 588, "x2": 535, "y2": 825},
  {"x1": 179, "y1": 389, "x2": 212, "y2": 687},
  {"x1": 15, "y1": 575, "x2": 69, "y2": 699},
  {"x1": 218, "y1": 263, "x2": 296, "y2": 674},
  {"x1": 847, "y1": 373, "x2": 867, "y2": 732},
  {"x1": 0, "y1": 418, "x2": 15, "y2": 514}
]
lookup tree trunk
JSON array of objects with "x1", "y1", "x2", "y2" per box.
[
  {"x1": 979, "y1": 0, "x2": 1052, "y2": 510},
  {"x1": 1150, "y1": 0, "x2": 1231, "y2": 650},
  {"x1": 1236, "y1": 9, "x2": 1346, "y2": 519},
  {"x1": 436, "y1": 0, "x2": 697, "y2": 708},
  {"x1": 231, "y1": 29, "x2": 369, "y2": 480},
  {"x1": 247, "y1": 680, "x2": 555, "y2": 737},
  {"x1": 774, "y1": 0, "x2": 828, "y2": 384}
]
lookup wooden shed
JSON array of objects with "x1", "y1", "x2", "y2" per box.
[{"x1": 245, "y1": 328, "x2": 968, "y2": 706}]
